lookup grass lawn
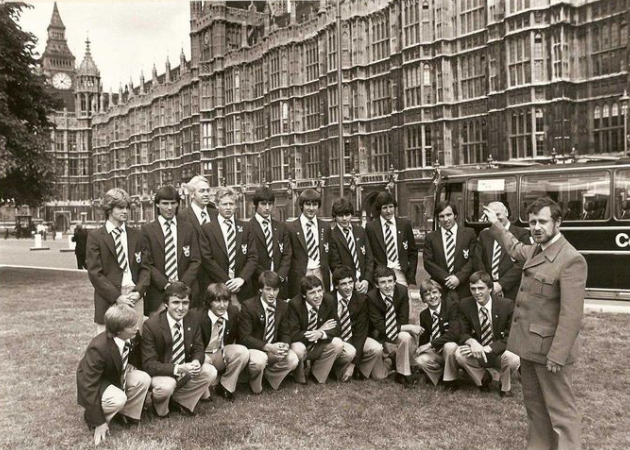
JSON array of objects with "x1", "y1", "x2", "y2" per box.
[{"x1": 1, "y1": 267, "x2": 629, "y2": 450}]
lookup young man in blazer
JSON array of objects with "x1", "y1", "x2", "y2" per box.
[
  {"x1": 329, "y1": 198, "x2": 374, "y2": 295},
  {"x1": 367, "y1": 266, "x2": 420, "y2": 385},
  {"x1": 177, "y1": 175, "x2": 219, "y2": 307},
  {"x1": 454, "y1": 271, "x2": 520, "y2": 397},
  {"x1": 238, "y1": 271, "x2": 299, "y2": 393},
  {"x1": 423, "y1": 200, "x2": 477, "y2": 301},
  {"x1": 474, "y1": 201, "x2": 531, "y2": 301},
  {"x1": 141, "y1": 282, "x2": 215, "y2": 417},
  {"x1": 77, "y1": 304, "x2": 151, "y2": 446},
  {"x1": 327, "y1": 266, "x2": 383, "y2": 381},
  {"x1": 142, "y1": 185, "x2": 201, "y2": 315},
  {"x1": 288, "y1": 275, "x2": 344, "y2": 384},
  {"x1": 414, "y1": 279, "x2": 460, "y2": 390},
  {"x1": 87, "y1": 188, "x2": 150, "y2": 334},
  {"x1": 191, "y1": 283, "x2": 249, "y2": 402},
  {"x1": 199, "y1": 187, "x2": 258, "y2": 305},
  {"x1": 249, "y1": 187, "x2": 292, "y2": 299},
  {"x1": 285, "y1": 189, "x2": 332, "y2": 298},
  {"x1": 365, "y1": 192, "x2": 417, "y2": 287},
  {"x1": 484, "y1": 198, "x2": 587, "y2": 450}
]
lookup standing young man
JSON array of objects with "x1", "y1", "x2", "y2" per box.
[{"x1": 87, "y1": 188, "x2": 149, "y2": 334}]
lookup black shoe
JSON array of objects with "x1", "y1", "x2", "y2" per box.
[
  {"x1": 442, "y1": 380, "x2": 459, "y2": 393},
  {"x1": 395, "y1": 373, "x2": 413, "y2": 387},
  {"x1": 169, "y1": 401, "x2": 197, "y2": 417},
  {"x1": 112, "y1": 414, "x2": 139, "y2": 428},
  {"x1": 499, "y1": 390, "x2": 513, "y2": 398},
  {"x1": 480, "y1": 371, "x2": 493, "y2": 393},
  {"x1": 352, "y1": 370, "x2": 367, "y2": 381},
  {"x1": 215, "y1": 383, "x2": 235, "y2": 402}
]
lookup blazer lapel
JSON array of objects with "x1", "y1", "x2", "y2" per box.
[
  {"x1": 176, "y1": 222, "x2": 185, "y2": 261},
  {"x1": 295, "y1": 221, "x2": 308, "y2": 252},
  {"x1": 159, "y1": 313, "x2": 173, "y2": 360},
  {"x1": 100, "y1": 226, "x2": 117, "y2": 259},
  {"x1": 210, "y1": 221, "x2": 229, "y2": 257},
  {"x1": 107, "y1": 337, "x2": 123, "y2": 375},
  {"x1": 251, "y1": 219, "x2": 266, "y2": 246},
  {"x1": 395, "y1": 218, "x2": 405, "y2": 253},
  {"x1": 435, "y1": 229, "x2": 448, "y2": 268},
  {"x1": 127, "y1": 227, "x2": 138, "y2": 262},
  {"x1": 374, "y1": 220, "x2": 387, "y2": 253},
  {"x1": 335, "y1": 226, "x2": 351, "y2": 253},
  {"x1": 151, "y1": 221, "x2": 165, "y2": 252}
]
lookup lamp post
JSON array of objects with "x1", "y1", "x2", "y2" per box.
[
  {"x1": 620, "y1": 89, "x2": 630, "y2": 157},
  {"x1": 336, "y1": 0, "x2": 344, "y2": 198},
  {"x1": 287, "y1": 175, "x2": 297, "y2": 218}
]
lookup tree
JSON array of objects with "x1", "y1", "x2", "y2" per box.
[{"x1": 0, "y1": 3, "x2": 61, "y2": 206}]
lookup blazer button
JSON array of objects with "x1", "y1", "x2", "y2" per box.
[{"x1": 513, "y1": 317, "x2": 518, "y2": 323}]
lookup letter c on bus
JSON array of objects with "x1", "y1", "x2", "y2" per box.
[{"x1": 616, "y1": 233, "x2": 630, "y2": 248}]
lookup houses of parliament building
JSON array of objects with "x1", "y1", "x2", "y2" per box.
[{"x1": 39, "y1": 0, "x2": 629, "y2": 232}]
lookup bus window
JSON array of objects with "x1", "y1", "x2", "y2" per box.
[
  {"x1": 521, "y1": 171, "x2": 611, "y2": 222},
  {"x1": 465, "y1": 177, "x2": 517, "y2": 223},
  {"x1": 615, "y1": 169, "x2": 630, "y2": 220}
]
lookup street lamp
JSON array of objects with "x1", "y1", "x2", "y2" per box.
[
  {"x1": 287, "y1": 175, "x2": 297, "y2": 218},
  {"x1": 620, "y1": 89, "x2": 630, "y2": 157}
]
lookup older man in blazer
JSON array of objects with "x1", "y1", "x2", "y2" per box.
[
  {"x1": 423, "y1": 200, "x2": 477, "y2": 301},
  {"x1": 200, "y1": 187, "x2": 258, "y2": 305},
  {"x1": 87, "y1": 188, "x2": 150, "y2": 334},
  {"x1": 365, "y1": 192, "x2": 417, "y2": 287},
  {"x1": 474, "y1": 201, "x2": 531, "y2": 300},
  {"x1": 484, "y1": 198, "x2": 587, "y2": 450},
  {"x1": 142, "y1": 185, "x2": 201, "y2": 315}
]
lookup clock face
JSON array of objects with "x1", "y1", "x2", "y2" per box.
[{"x1": 52, "y1": 72, "x2": 72, "y2": 90}]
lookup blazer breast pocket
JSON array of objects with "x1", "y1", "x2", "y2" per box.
[{"x1": 532, "y1": 272, "x2": 557, "y2": 298}]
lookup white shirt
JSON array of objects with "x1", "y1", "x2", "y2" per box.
[
  {"x1": 158, "y1": 215, "x2": 178, "y2": 252},
  {"x1": 440, "y1": 222, "x2": 459, "y2": 256},
  {"x1": 106, "y1": 220, "x2": 134, "y2": 289},
  {"x1": 207, "y1": 309, "x2": 228, "y2": 351},
  {"x1": 260, "y1": 298, "x2": 276, "y2": 323},
  {"x1": 218, "y1": 215, "x2": 236, "y2": 278},
  {"x1": 428, "y1": 303, "x2": 442, "y2": 318},
  {"x1": 541, "y1": 232, "x2": 562, "y2": 251},
  {"x1": 300, "y1": 214, "x2": 320, "y2": 270},
  {"x1": 476, "y1": 297, "x2": 493, "y2": 326},
  {"x1": 336, "y1": 291, "x2": 351, "y2": 318},
  {"x1": 380, "y1": 216, "x2": 401, "y2": 270},
  {"x1": 191, "y1": 202, "x2": 211, "y2": 226},
  {"x1": 113, "y1": 336, "x2": 131, "y2": 359}
]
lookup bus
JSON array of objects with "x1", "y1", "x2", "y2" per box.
[{"x1": 433, "y1": 158, "x2": 630, "y2": 301}]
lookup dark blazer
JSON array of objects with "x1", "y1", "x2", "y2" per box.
[
  {"x1": 249, "y1": 216, "x2": 292, "y2": 298},
  {"x1": 73, "y1": 228, "x2": 88, "y2": 257},
  {"x1": 365, "y1": 217, "x2": 418, "y2": 285},
  {"x1": 190, "y1": 304, "x2": 241, "y2": 348},
  {"x1": 238, "y1": 296, "x2": 292, "y2": 349},
  {"x1": 474, "y1": 224, "x2": 530, "y2": 301},
  {"x1": 288, "y1": 294, "x2": 340, "y2": 359},
  {"x1": 76, "y1": 333, "x2": 141, "y2": 427},
  {"x1": 177, "y1": 206, "x2": 219, "y2": 305},
  {"x1": 86, "y1": 225, "x2": 150, "y2": 324},
  {"x1": 418, "y1": 298, "x2": 461, "y2": 350},
  {"x1": 199, "y1": 218, "x2": 258, "y2": 301},
  {"x1": 141, "y1": 311, "x2": 205, "y2": 377},
  {"x1": 423, "y1": 226, "x2": 477, "y2": 300},
  {"x1": 142, "y1": 219, "x2": 201, "y2": 314},
  {"x1": 330, "y1": 224, "x2": 374, "y2": 285},
  {"x1": 366, "y1": 284, "x2": 410, "y2": 344},
  {"x1": 286, "y1": 217, "x2": 332, "y2": 297},
  {"x1": 326, "y1": 291, "x2": 370, "y2": 365},
  {"x1": 458, "y1": 294, "x2": 513, "y2": 368}
]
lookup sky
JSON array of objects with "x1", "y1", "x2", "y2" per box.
[{"x1": 17, "y1": 0, "x2": 192, "y2": 91}]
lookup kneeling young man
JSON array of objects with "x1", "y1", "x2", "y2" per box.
[
  {"x1": 142, "y1": 282, "x2": 215, "y2": 417},
  {"x1": 192, "y1": 283, "x2": 249, "y2": 401},
  {"x1": 415, "y1": 279, "x2": 460, "y2": 390},
  {"x1": 455, "y1": 271, "x2": 520, "y2": 397},
  {"x1": 239, "y1": 271, "x2": 299, "y2": 393},
  {"x1": 289, "y1": 275, "x2": 344, "y2": 384},
  {"x1": 77, "y1": 304, "x2": 151, "y2": 446}
]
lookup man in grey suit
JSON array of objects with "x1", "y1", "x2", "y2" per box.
[{"x1": 484, "y1": 197, "x2": 587, "y2": 450}]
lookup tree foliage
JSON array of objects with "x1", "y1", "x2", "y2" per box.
[{"x1": 0, "y1": 3, "x2": 61, "y2": 206}]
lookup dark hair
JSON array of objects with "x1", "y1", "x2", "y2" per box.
[
  {"x1": 258, "y1": 270, "x2": 281, "y2": 289},
  {"x1": 374, "y1": 192, "x2": 397, "y2": 212},
  {"x1": 373, "y1": 265, "x2": 396, "y2": 282},
  {"x1": 526, "y1": 197, "x2": 563, "y2": 222},
  {"x1": 331, "y1": 198, "x2": 354, "y2": 218},
  {"x1": 332, "y1": 265, "x2": 355, "y2": 286},
  {"x1": 298, "y1": 189, "x2": 322, "y2": 210},
  {"x1": 253, "y1": 186, "x2": 276, "y2": 207},
  {"x1": 469, "y1": 271, "x2": 493, "y2": 289},
  {"x1": 419, "y1": 279, "x2": 443, "y2": 298},
  {"x1": 435, "y1": 200, "x2": 458, "y2": 217},
  {"x1": 163, "y1": 281, "x2": 190, "y2": 303},
  {"x1": 154, "y1": 185, "x2": 181, "y2": 205},
  {"x1": 204, "y1": 283, "x2": 231, "y2": 307},
  {"x1": 299, "y1": 275, "x2": 323, "y2": 296}
]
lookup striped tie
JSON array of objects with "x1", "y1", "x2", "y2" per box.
[
  {"x1": 384, "y1": 296, "x2": 399, "y2": 341},
  {"x1": 430, "y1": 311, "x2": 441, "y2": 342},
  {"x1": 306, "y1": 220, "x2": 319, "y2": 262},
  {"x1": 111, "y1": 227, "x2": 128, "y2": 271},
  {"x1": 164, "y1": 220, "x2": 178, "y2": 281},
  {"x1": 384, "y1": 220, "x2": 398, "y2": 263},
  {"x1": 445, "y1": 229, "x2": 455, "y2": 274},
  {"x1": 263, "y1": 219, "x2": 274, "y2": 270},
  {"x1": 172, "y1": 322, "x2": 185, "y2": 365},
  {"x1": 121, "y1": 341, "x2": 130, "y2": 390},
  {"x1": 308, "y1": 307, "x2": 318, "y2": 331},
  {"x1": 338, "y1": 297, "x2": 353, "y2": 342},
  {"x1": 479, "y1": 306, "x2": 493, "y2": 346},
  {"x1": 343, "y1": 228, "x2": 361, "y2": 279},
  {"x1": 225, "y1": 219, "x2": 236, "y2": 274},
  {"x1": 264, "y1": 304, "x2": 276, "y2": 343},
  {"x1": 200, "y1": 210, "x2": 209, "y2": 225},
  {"x1": 491, "y1": 241, "x2": 501, "y2": 281},
  {"x1": 216, "y1": 317, "x2": 225, "y2": 351}
]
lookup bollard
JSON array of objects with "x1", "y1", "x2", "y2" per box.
[
  {"x1": 30, "y1": 233, "x2": 50, "y2": 251},
  {"x1": 60, "y1": 235, "x2": 76, "y2": 253}
]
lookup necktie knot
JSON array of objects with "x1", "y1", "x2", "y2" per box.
[
  {"x1": 385, "y1": 296, "x2": 393, "y2": 304},
  {"x1": 201, "y1": 211, "x2": 208, "y2": 218},
  {"x1": 225, "y1": 219, "x2": 233, "y2": 228},
  {"x1": 307, "y1": 220, "x2": 314, "y2": 228},
  {"x1": 432, "y1": 311, "x2": 439, "y2": 321},
  {"x1": 263, "y1": 219, "x2": 270, "y2": 227},
  {"x1": 123, "y1": 341, "x2": 131, "y2": 351},
  {"x1": 386, "y1": 220, "x2": 392, "y2": 227},
  {"x1": 174, "y1": 321, "x2": 181, "y2": 331},
  {"x1": 343, "y1": 227, "x2": 350, "y2": 235},
  {"x1": 111, "y1": 227, "x2": 121, "y2": 237},
  {"x1": 446, "y1": 229, "x2": 453, "y2": 236}
]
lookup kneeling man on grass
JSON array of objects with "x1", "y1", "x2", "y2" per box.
[{"x1": 77, "y1": 304, "x2": 150, "y2": 446}]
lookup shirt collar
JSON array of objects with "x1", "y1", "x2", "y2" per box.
[
  {"x1": 106, "y1": 220, "x2": 126, "y2": 234},
  {"x1": 428, "y1": 303, "x2": 442, "y2": 316},
  {"x1": 541, "y1": 232, "x2": 562, "y2": 251},
  {"x1": 442, "y1": 223, "x2": 458, "y2": 236},
  {"x1": 208, "y1": 309, "x2": 228, "y2": 324},
  {"x1": 305, "y1": 301, "x2": 318, "y2": 314},
  {"x1": 337, "y1": 291, "x2": 351, "y2": 304},
  {"x1": 218, "y1": 214, "x2": 233, "y2": 226},
  {"x1": 260, "y1": 297, "x2": 276, "y2": 312},
  {"x1": 380, "y1": 216, "x2": 394, "y2": 227},
  {"x1": 255, "y1": 213, "x2": 271, "y2": 226},
  {"x1": 191, "y1": 202, "x2": 207, "y2": 217},
  {"x1": 158, "y1": 215, "x2": 177, "y2": 228},
  {"x1": 166, "y1": 312, "x2": 182, "y2": 331},
  {"x1": 300, "y1": 214, "x2": 317, "y2": 229},
  {"x1": 113, "y1": 336, "x2": 129, "y2": 354},
  {"x1": 476, "y1": 297, "x2": 493, "y2": 315}
]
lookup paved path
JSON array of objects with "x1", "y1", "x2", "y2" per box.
[{"x1": 0, "y1": 237, "x2": 79, "y2": 270}]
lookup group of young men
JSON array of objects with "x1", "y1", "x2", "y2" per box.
[{"x1": 77, "y1": 175, "x2": 587, "y2": 450}]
